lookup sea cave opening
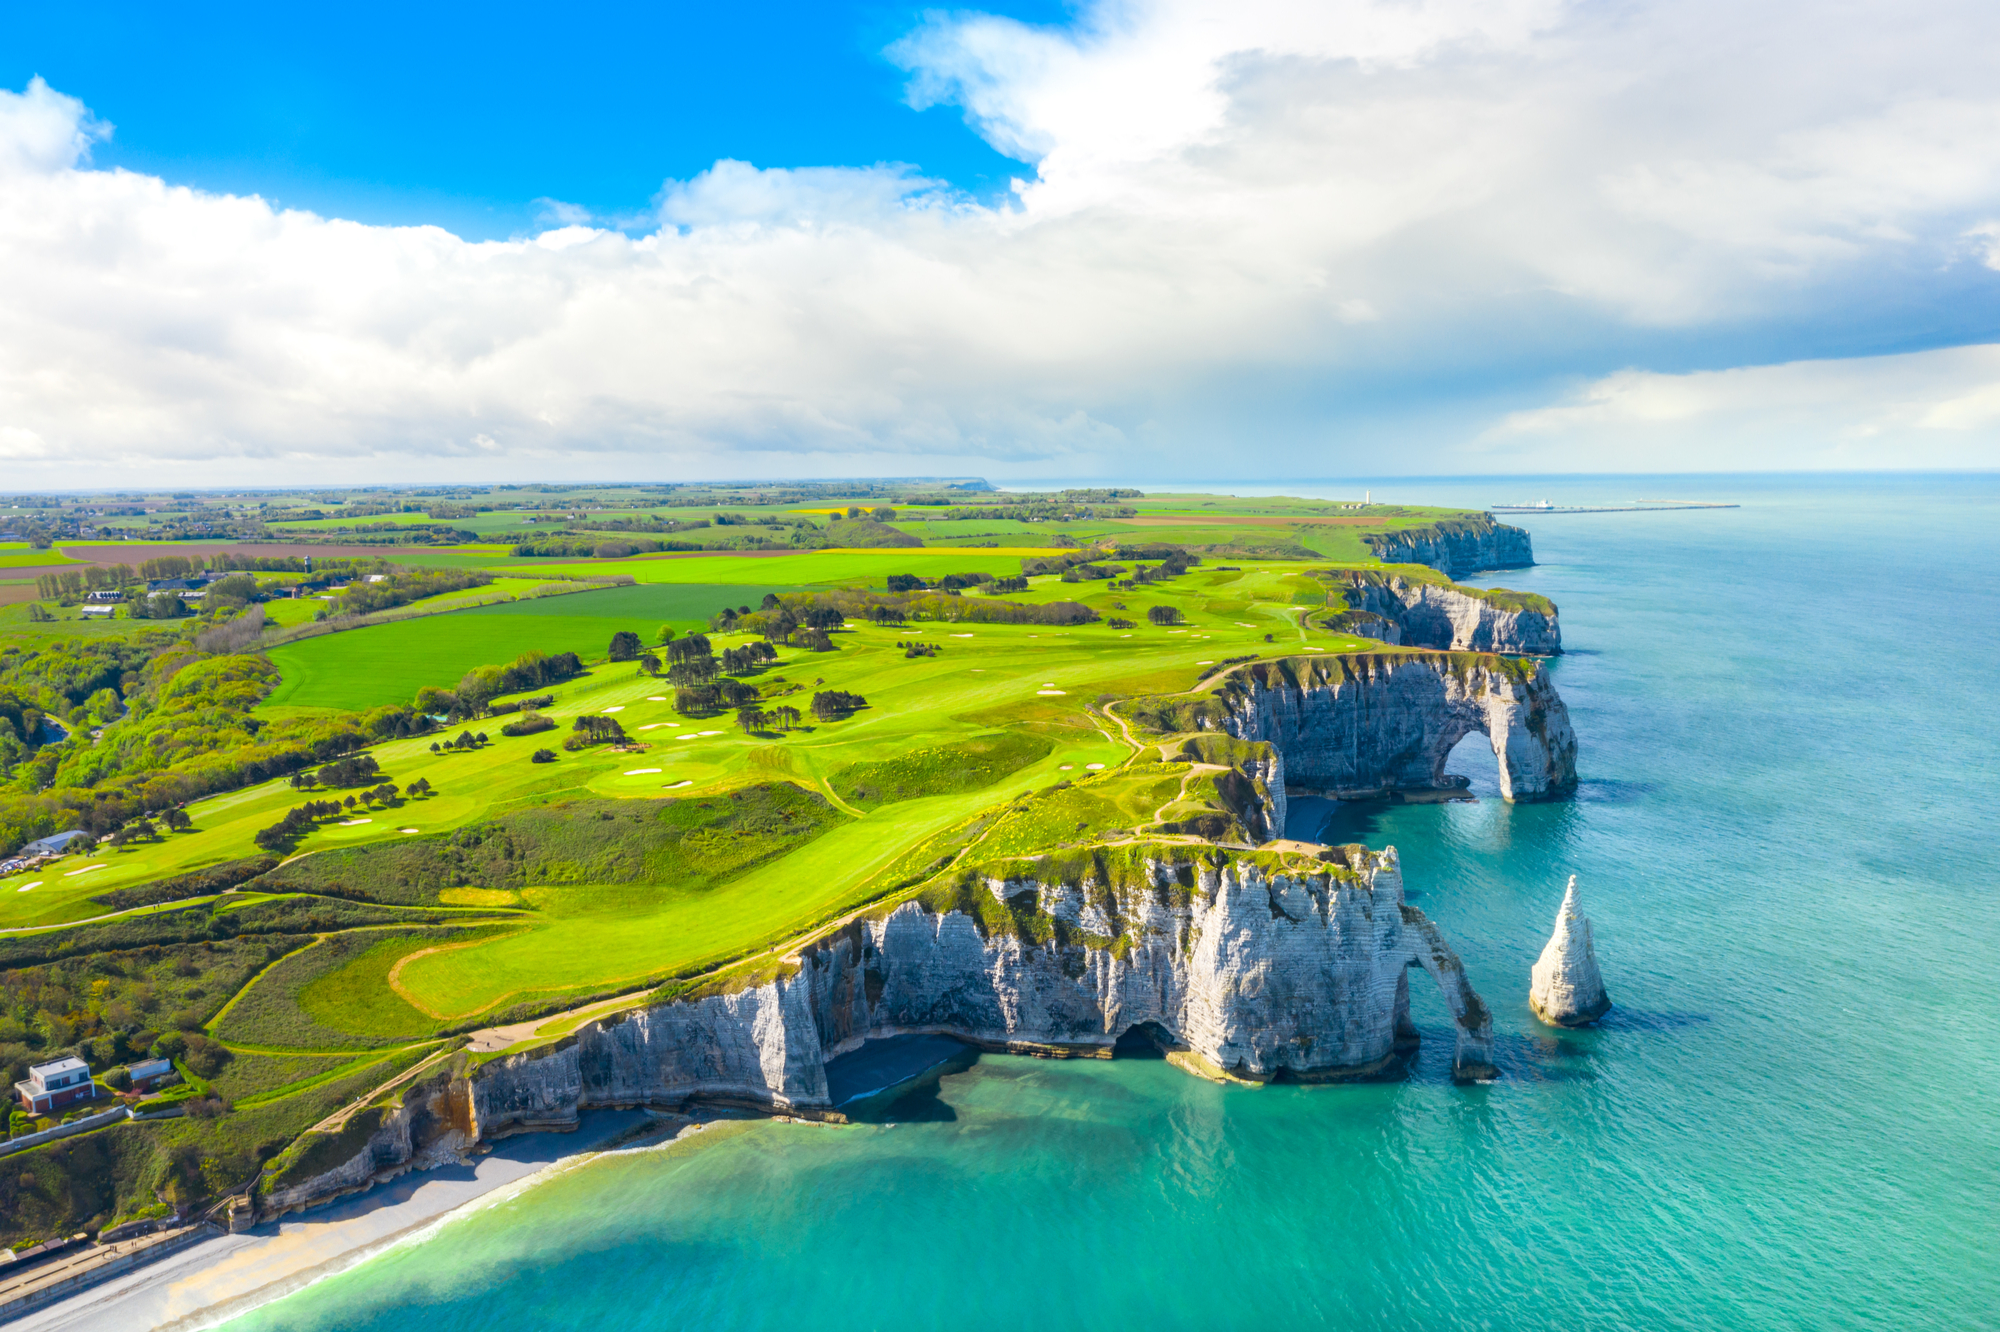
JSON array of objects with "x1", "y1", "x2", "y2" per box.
[{"x1": 1113, "y1": 1021, "x2": 1174, "y2": 1059}]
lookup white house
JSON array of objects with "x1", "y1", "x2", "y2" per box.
[{"x1": 15, "y1": 1057, "x2": 95, "y2": 1115}]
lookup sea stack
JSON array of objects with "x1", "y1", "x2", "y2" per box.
[{"x1": 1529, "y1": 876, "x2": 1612, "y2": 1026}]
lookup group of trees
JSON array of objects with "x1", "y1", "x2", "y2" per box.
[
  {"x1": 811, "y1": 690, "x2": 867, "y2": 722},
  {"x1": 1146, "y1": 606, "x2": 1185, "y2": 626},
  {"x1": 900, "y1": 640, "x2": 940, "y2": 658},
  {"x1": 759, "y1": 588, "x2": 1098, "y2": 630},
  {"x1": 884, "y1": 571, "x2": 995, "y2": 594},
  {"x1": 429, "y1": 732, "x2": 488, "y2": 753},
  {"x1": 929, "y1": 498, "x2": 1138, "y2": 522},
  {"x1": 0, "y1": 635, "x2": 428, "y2": 858},
  {"x1": 565, "y1": 714, "x2": 628, "y2": 750},
  {"x1": 674, "y1": 681, "x2": 754, "y2": 715},
  {"x1": 720, "y1": 643, "x2": 777, "y2": 674},
  {"x1": 294, "y1": 753, "x2": 383, "y2": 788},
  {"x1": 324, "y1": 568, "x2": 492, "y2": 618},
  {"x1": 253, "y1": 780, "x2": 428, "y2": 850},
  {"x1": 414, "y1": 650, "x2": 585, "y2": 721},
  {"x1": 736, "y1": 704, "x2": 803, "y2": 733}
]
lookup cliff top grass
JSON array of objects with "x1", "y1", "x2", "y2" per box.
[{"x1": 0, "y1": 493, "x2": 1547, "y2": 1238}]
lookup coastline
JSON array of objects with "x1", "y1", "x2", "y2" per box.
[
  {"x1": 17, "y1": 1035, "x2": 975, "y2": 1331},
  {"x1": 10, "y1": 1109, "x2": 690, "y2": 1332}
]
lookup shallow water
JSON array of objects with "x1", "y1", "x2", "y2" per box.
[{"x1": 221, "y1": 475, "x2": 2000, "y2": 1331}]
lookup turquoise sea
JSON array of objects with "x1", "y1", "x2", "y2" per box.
[{"x1": 223, "y1": 475, "x2": 1999, "y2": 1331}]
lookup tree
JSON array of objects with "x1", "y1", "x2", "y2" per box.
[
  {"x1": 638, "y1": 653, "x2": 661, "y2": 676},
  {"x1": 737, "y1": 706, "x2": 767, "y2": 733},
  {"x1": 608, "y1": 631, "x2": 642, "y2": 661},
  {"x1": 655, "y1": 625, "x2": 677, "y2": 645},
  {"x1": 531, "y1": 748, "x2": 557, "y2": 763},
  {"x1": 162, "y1": 807, "x2": 192, "y2": 832},
  {"x1": 1147, "y1": 605, "x2": 1184, "y2": 626}
]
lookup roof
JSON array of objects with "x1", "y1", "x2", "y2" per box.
[
  {"x1": 126, "y1": 1058, "x2": 173, "y2": 1078},
  {"x1": 29, "y1": 1057, "x2": 87, "y2": 1078},
  {"x1": 19, "y1": 830, "x2": 89, "y2": 855}
]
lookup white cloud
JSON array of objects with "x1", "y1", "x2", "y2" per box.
[
  {"x1": 1483, "y1": 344, "x2": 2000, "y2": 469},
  {"x1": 2, "y1": 0, "x2": 2000, "y2": 484}
]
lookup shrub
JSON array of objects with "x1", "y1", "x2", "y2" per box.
[
  {"x1": 531, "y1": 748, "x2": 557, "y2": 763},
  {"x1": 500, "y1": 713, "x2": 556, "y2": 737}
]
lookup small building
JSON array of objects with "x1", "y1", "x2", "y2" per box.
[
  {"x1": 16, "y1": 830, "x2": 89, "y2": 858},
  {"x1": 80, "y1": 604, "x2": 117, "y2": 619},
  {"x1": 124, "y1": 1058, "x2": 176, "y2": 1093},
  {"x1": 84, "y1": 589, "x2": 123, "y2": 603},
  {"x1": 15, "y1": 1057, "x2": 95, "y2": 1115},
  {"x1": 363, "y1": 574, "x2": 390, "y2": 583}
]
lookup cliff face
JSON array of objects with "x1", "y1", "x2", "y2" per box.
[
  {"x1": 1213, "y1": 654, "x2": 1578, "y2": 802},
  {"x1": 457, "y1": 847, "x2": 1496, "y2": 1143},
  {"x1": 1329, "y1": 573, "x2": 1560, "y2": 655},
  {"x1": 1363, "y1": 516, "x2": 1535, "y2": 577}
]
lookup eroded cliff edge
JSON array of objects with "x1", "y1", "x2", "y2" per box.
[
  {"x1": 1321, "y1": 569, "x2": 1560, "y2": 655},
  {"x1": 1362, "y1": 515, "x2": 1534, "y2": 577},
  {"x1": 257, "y1": 844, "x2": 1498, "y2": 1216},
  {"x1": 1135, "y1": 652, "x2": 1578, "y2": 803}
]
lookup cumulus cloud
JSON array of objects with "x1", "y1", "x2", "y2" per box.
[{"x1": 2, "y1": 0, "x2": 2000, "y2": 484}]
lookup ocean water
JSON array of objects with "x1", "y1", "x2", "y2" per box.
[{"x1": 221, "y1": 476, "x2": 2000, "y2": 1332}]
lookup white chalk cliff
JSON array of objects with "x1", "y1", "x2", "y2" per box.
[
  {"x1": 1211, "y1": 653, "x2": 1578, "y2": 802},
  {"x1": 256, "y1": 845, "x2": 1501, "y2": 1217},
  {"x1": 1325, "y1": 571, "x2": 1561, "y2": 655},
  {"x1": 1528, "y1": 876, "x2": 1612, "y2": 1026}
]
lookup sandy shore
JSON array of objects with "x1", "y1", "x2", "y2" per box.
[{"x1": 13, "y1": 1109, "x2": 680, "y2": 1332}]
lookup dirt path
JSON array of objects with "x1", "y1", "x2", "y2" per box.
[{"x1": 304, "y1": 1043, "x2": 456, "y2": 1136}]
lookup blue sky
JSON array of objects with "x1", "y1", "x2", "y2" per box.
[
  {"x1": 1, "y1": 0, "x2": 1067, "y2": 238},
  {"x1": 0, "y1": 0, "x2": 1997, "y2": 484}
]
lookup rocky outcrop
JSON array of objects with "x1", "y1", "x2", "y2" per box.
[
  {"x1": 1163, "y1": 734, "x2": 1288, "y2": 842},
  {"x1": 259, "y1": 1082, "x2": 475, "y2": 1216},
  {"x1": 1529, "y1": 876, "x2": 1611, "y2": 1026},
  {"x1": 1211, "y1": 653, "x2": 1578, "y2": 803},
  {"x1": 1325, "y1": 571, "x2": 1560, "y2": 655},
  {"x1": 1363, "y1": 515, "x2": 1534, "y2": 577},
  {"x1": 456, "y1": 845, "x2": 1495, "y2": 1141}
]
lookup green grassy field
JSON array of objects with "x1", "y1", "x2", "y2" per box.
[
  {"x1": 261, "y1": 582, "x2": 797, "y2": 711},
  {"x1": 518, "y1": 548, "x2": 1064, "y2": 586}
]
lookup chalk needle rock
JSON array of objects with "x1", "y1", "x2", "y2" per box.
[{"x1": 1529, "y1": 876, "x2": 1611, "y2": 1026}]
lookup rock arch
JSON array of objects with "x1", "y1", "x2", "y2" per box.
[{"x1": 1214, "y1": 653, "x2": 1577, "y2": 803}]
